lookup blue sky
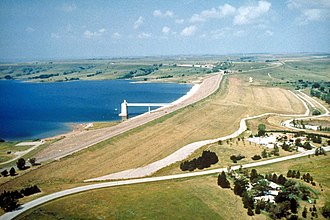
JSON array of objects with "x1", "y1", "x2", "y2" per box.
[{"x1": 0, "y1": 0, "x2": 329, "y2": 60}]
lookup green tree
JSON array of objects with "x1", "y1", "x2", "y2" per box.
[
  {"x1": 242, "y1": 191, "x2": 254, "y2": 209},
  {"x1": 255, "y1": 204, "x2": 261, "y2": 214},
  {"x1": 1, "y1": 169, "x2": 8, "y2": 177},
  {"x1": 272, "y1": 144, "x2": 280, "y2": 156},
  {"x1": 234, "y1": 177, "x2": 249, "y2": 196},
  {"x1": 302, "y1": 206, "x2": 308, "y2": 218},
  {"x1": 258, "y1": 124, "x2": 266, "y2": 136},
  {"x1": 9, "y1": 167, "x2": 16, "y2": 176},
  {"x1": 247, "y1": 207, "x2": 254, "y2": 216},
  {"x1": 250, "y1": 169, "x2": 258, "y2": 182},
  {"x1": 0, "y1": 192, "x2": 19, "y2": 212},
  {"x1": 16, "y1": 158, "x2": 26, "y2": 170},
  {"x1": 322, "y1": 202, "x2": 330, "y2": 218},
  {"x1": 29, "y1": 158, "x2": 36, "y2": 166},
  {"x1": 278, "y1": 174, "x2": 287, "y2": 185},
  {"x1": 261, "y1": 149, "x2": 268, "y2": 158},
  {"x1": 218, "y1": 171, "x2": 230, "y2": 188}
]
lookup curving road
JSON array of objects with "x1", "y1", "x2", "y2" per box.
[
  {"x1": 1, "y1": 145, "x2": 329, "y2": 220},
  {"x1": 2, "y1": 68, "x2": 329, "y2": 219},
  {"x1": 85, "y1": 90, "x2": 324, "y2": 181}
]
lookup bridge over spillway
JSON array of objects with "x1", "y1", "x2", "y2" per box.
[{"x1": 119, "y1": 100, "x2": 170, "y2": 119}]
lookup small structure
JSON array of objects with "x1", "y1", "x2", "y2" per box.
[{"x1": 119, "y1": 100, "x2": 169, "y2": 119}]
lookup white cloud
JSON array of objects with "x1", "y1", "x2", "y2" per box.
[
  {"x1": 112, "y1": 32, "x2": 121, "y2": 39},
  {"x1": 287, "y1": 0, "x2": 330, "y2": 10},
  {"x1": 181, "y1": 25, "x2": 197, "y2": 36},
  {"x1": 51, "y1": 33, "x2": 60, "y2": 39},
  {"x1": 287, "y1": 0, "x2": 329, "y2": 25},
  {"x1": 210, "y1": 28, "x2": 245, "y2": 39},
  {"x1": 175, "y1": 19, "x2": 184, "y2": 24},
  {"x1": 265, "y1": 30, "x2": 274, "y2": 36},
  {"x1": 189, "y1": 3, "x2": 236, "y2": 23},
  {"x1": 190, "y1": 14, "x2": 206, "y2": 23},
  {"x1": 134, "y1": 16, "x2": 144, "y2": 29},
  {"x1": 210, "y1": 29, "x2": 226, "y2": 39},
  {"x1": 25, "y1": 27, "x2": 35, "y2": 33},
  {"x1": 296, "y1": 9, "x2": 321, "y2": 25},
  {"x1": 153, "y1": 10, "x2": 174, "y2": 18},
  {"x1": 84, "y1": 29, "x2": 106, "y2": 38},
  {"x1": 138, "y1": 32, "x2": 152, "y2": 39},
  {"x1": 220, "y1": 4, "x2": 236, "y2": 17},
  {"x1": 303, "y1": 9, "x2": 321, "y2": 20},
  {"x1": 162, "y1": 26, "x2": 171, "y2": 34},
  {"x1": 234, "y1": 30, "x2": 245, "y2": 37},
  {"x1": 234, "y1": 1, "x2": 271, "y2": 25},
  {"x1": 59, "y1": 3, "x2": 76, "y2": 12}
]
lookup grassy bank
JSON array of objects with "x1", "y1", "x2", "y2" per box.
[{"x1": 15, "y1": 155, "x2": 329, "y2": 220}]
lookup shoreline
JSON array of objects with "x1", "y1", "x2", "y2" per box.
[
  {"x1": 34, "y1": 73, "x2": 223, "y2": 162},
  {"x1": 44, "y1": 82, "x2": 197, "y2": 141},
  {"x1": 2, "y1": 80, "x2": 194, "y2": 142}
]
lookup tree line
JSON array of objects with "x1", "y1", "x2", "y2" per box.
[
  {"x1": 180, "y1": 150, "x2": 218, "y2": 171},
  {"x1": 0, "y1": 185, "x2": 41, "y2": 212}
]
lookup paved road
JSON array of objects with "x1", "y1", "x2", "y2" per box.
[{"x1": 2, "y1": 145, "x2": 329, "y2": 220}]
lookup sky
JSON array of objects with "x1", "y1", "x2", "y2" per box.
[{"x1": 0, "y1": 0, "x2": 329, "y2": 60}]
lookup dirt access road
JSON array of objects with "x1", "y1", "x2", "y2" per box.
[{"x1": 36, "y1": 73, "x2": 223, "y2": 162}]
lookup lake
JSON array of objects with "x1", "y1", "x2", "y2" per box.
[{"x1": 0, "y1": 80, "x2": 192, "y2": 141}]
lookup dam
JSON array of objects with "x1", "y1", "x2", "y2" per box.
[{"x1": 119, "y1": 100, "x2": 170, "y2": 119}]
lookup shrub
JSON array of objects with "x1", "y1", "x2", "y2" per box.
[
  {"x1": 16, "y1": 158, "x2": 26, "y2": 170},
  {"x1": 252, "y1": 155, "x2": 262, "y2": 160},
  {"x1": 1, "y1": 169, "x2": 8, "y2": 177},
  {"x1": 230, "y1": 154, "x2": 245, "y2": 163},
  {"x1": 218, "y1": 171, "x2": 230, "y2": 188},
  {"x1": 9, "y1": 167, "x2": 16, "y2": 176}
]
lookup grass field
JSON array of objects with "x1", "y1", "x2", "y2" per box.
[
  {"x1": 15, "y1": 155, "x2": 329, "y2": 220},
  {"x1": 0, "y1": 59, "x2": 213, "y2": 83},
  {"x1": 16, "y1": 176, "x2": 263, "y2": 220},
  {"x1": 0, "y1": 142, "x2": 22, "y2": 162}
]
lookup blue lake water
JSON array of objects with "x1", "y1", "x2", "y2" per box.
[{"x1": 0, "y1": 80, "x2": 192, "y2": 141}]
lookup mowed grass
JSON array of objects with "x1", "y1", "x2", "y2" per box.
[
  {"x1": 16, "y1": 175, "x2": 265, "y2": 220},
  {"x1": 0, "y1": 73, "x2": 306, "y2": 195},
  {"x1": 15, "y1": 155, "x2": 329, "y2": 220},
  {"x1": 0, "y1": 142, "x2": 21, "y2": 162}
]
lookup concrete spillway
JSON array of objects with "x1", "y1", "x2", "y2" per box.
[{"x1": 119, "y1": 100, "x2": 169, "y2": 118}]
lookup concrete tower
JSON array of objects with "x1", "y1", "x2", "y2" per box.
[{"x1": 119, "y1": 100, "x2": 128, "y2": 119}]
